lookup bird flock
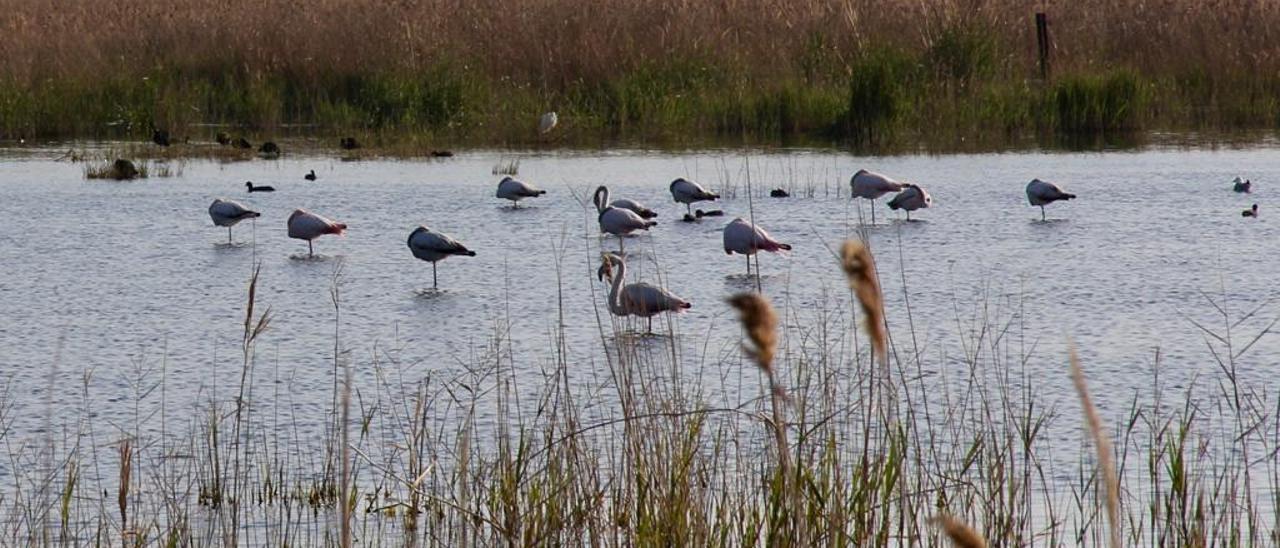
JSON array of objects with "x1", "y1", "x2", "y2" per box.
[{"x1": 207, "y1": 164, "x2": 1100, "y2": 333}]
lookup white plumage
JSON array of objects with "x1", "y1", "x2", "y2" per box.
[
  {"x1": 1026, "y1": 179, "x2": 1076, "y2": 220},
  {"x1": 594, "y1": 186, "x2": 657, "y2": 253},
  {"x1": 850, "y1": 169, "x2": 906, "y2": 224},
  {"x1": 208, "y1": 198, "x2": 260, "y2": 243},
  {"x1": 608, "y1": 197, "x2": 658, "y2": 219},
  {"x1": 886, "y1": 184, "x2": 932, "y2": 220},
  {"x1": 597, "y1": 253, "x2": 691, "y2": 334},
  {"x1": 496, "y1": 177, "x2": 547, "y2": 208},
  {"x1": 723, "y1": 217, "x2": 791, "y2": 276},
  {"x1": 538, "y1": 112, "x2": 558, "y2": 134},
  {"x1": 287, "y1": 208, "x2": 347, "y2": 257},
  {"x1": 669, "y1": 178, "x2": 719, "y2": 216},
  {"x1": 407, "y1": 226, "x2": 476, "y2": 289}
]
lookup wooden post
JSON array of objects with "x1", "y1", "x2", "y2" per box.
[{"x1": 1035, "y1": 12, "x2": 1050, "y2": 80}]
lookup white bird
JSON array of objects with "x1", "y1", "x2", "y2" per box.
[
  {"x1": 669, "y1": 178, "x2": 719, "y2": 216},
  {"x1": 208, "y1": 198, "x2": 260, "y2": 243},
  {"x1": 597, "y1": 253, "x2": 691, "y2": 334},
  {"x1": 886, "y1": 184, "x2": 932, "y2": 221},
  {"x1": 850, "y1": 169, "x2": 906, "y2": 224},
  {"x1": 723, "y1": 217, "x2": 791, "y2": 277},
  {"x1": 538, "y1": 112, "x2": 558, "y2": 134},
  {"x1": 608, "y1": 197, "x2": 658, "y2": 219},
  {"x1": 287, "y1": 208, "x2": 347, "y2": 257},
  {"x1": 1026, "y1": 179, "x2": 1077, "y2": 221},
  {"x1": 407, "y1": 226, "x2": 476, "y2": 289},
  {"x1": 496, "y1": 177, "x2": 547, "y2": 208},
  {"x1": 593, "y1": 186, "x2": 657, "y2": 253}
]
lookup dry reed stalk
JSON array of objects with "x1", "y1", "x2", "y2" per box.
[
  {"x1": 839, "y1": 240, "x2": 886, "y2": 360},
  {"x1": 117, "y1": 438, "x2": 132, "y2": 533},
  {"x1": 930, "y1": 513, "x2": 986, "y2": 548},
  {"x1": 1069, "y1": 347, "x2": 1121, "y2": 548}
]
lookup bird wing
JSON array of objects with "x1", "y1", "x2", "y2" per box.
[{"x1": 621, "y1": 283, "x2": 686, "y2": 316}]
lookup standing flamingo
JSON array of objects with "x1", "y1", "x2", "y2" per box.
[
  {"x1": 723, "y1": 218, "x2": 792, "y2": 277},
  {"x1": 496, "y1": 177, "x2": 547, "y2": 208},
  {"x1": 886, "y1": 184, "x2": 933, "y2": 221},
  {"x1": 594, "y1": 186, "x2": 657, "y2": 253},
  {"x1": 1026, "y1": 179, "x2": 1077, "y2": 220},
  {"x1": 287, "y1": 209, "x2": 347, "y2": 257},
  {"x1": 597, "y1": 253, "x2": 691, "y2": 334},
  {"x1": 208, "y1": 198, "x2": 260, "y2": 243},
  {"x1": 669, "y1": 178, "x2": 720, "y2": 216},
  {"x1": 407, "y1": 226, "x2": 476, "y2": 289},
  {"x1": 850, "y1": 170, "x2": 906, "y2": 224}
]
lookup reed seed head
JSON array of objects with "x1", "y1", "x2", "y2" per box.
[
  {"x1": 839, "y1": 240, "x2": 886, "y2": 359},
  {"x1": 727, "y1": 292, "x2": 778, "y2": 373},
  {"x1": 930, "y1": 513, "x2": 986, "y2": 548}
]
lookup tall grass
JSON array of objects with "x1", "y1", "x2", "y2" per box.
[
  {"x1": 6, "y1": 0, "x2": 1280, "y2": 147},
  {"x1": 0, "y1": 226, "x2": 1276, "y2": 545}
]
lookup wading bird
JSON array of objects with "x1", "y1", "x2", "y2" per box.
[
  {"x1": 594, "y1": 186, "x2": 657, "y2": 253},
  {"x1": 669, "y1": 178, "x2": 719, "y2": 216},
  {"x1": 723, "y1": 217, "x2": 791, "y2": 277},
  {"x1": 597, "y1": 252, "x2": 691, "y2": 334},
  {"x1": 1026, "y1": 179, "x2": 1077, "y2": 221},
  {"x1": 496, "y1": 177, "x2": 546, "y2": 208},
  {"x1": 287, "y1": 209, "x2": 347, "y2": 257},
  {"x1": 850, "y1": 170, "x2": 905, "y2": 224},
  {"x1": 887, "y1": 184, "x2": 933, "y2": 221},
  {"x1": 539, "y1": 112, "x2": 558, "y2": 134},
  {"x1": 407, "y1": 225, "x2": 476, "y2": 289},
  {"x1": 208, "y1": 199, "x2": 260, "y2": 243}
]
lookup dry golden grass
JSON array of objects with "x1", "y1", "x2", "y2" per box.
[
  {"x1": 931, "y1": 513, "x2": 987, "y2": 548},
  {"x1": 840, "y1": 240, "x2": 886, "y2": 360},
  {"x1": 1070, "y1": 347, "x2": 1121, "y2": 548}
]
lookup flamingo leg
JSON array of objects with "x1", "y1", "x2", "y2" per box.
[
  {"x1": 647, "y1": 316, "x2": 653, "y2": 335},
  {"x1": 227, "y1": 227, "x2": 232, "y2": 243},
  {"x1": 619, "y1": 235, "x2": 625, "y2": 255},
  {"x1": 871, "y1": 199, "x2": 877, "y2": 225},
  {"x1": 906, "y1": 211, "x2": 911, "y2": 222},
  {"x1": 686, "y1": 203, "x2": 692, "y2": 216},
  {"x1": 308, "y1": 240, "x2": 314, "y2": 257},
  {"x1": 432, "y1": 262, "x2": 438, "y2": 289},
  {"x1": 745, "y1": 253, "x2": 751, "y2": 276},
  {"x1": 1041, "y1": 206, "x2": 1046, "y2": 221}
]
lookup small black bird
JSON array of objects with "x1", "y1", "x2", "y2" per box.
[
  {"x1": 215, "y1": 132, "x2": 231, "y2": 146},
  {"x1": 259, "y1": 141, "x2": 280, "y2": 156},
  {"x1": 152, "y1": 129, "x2": 171, "y2": 147},
  {"x1": 770, "y1": 188, "x2": 789, "y2": 198},
  {"x1": 304, "y1": 170, "x2": 317, "y2": 181},
  {"x1": 340, "y1": 137, "x2": 360, "y2": 150},
  {"x1": 245, "y1": 181, "x2": 275, "y2": 192},
  {"x1": 1243, "y1": 204, "x2": 1259, "y2": 218},
  {"x1": 233, "y1": 137, "x2": 252, "y2": 149},
  {"x1": 430, "y1": 150, "x2": 455, "y2": 158}
]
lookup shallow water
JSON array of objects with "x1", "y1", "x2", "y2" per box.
[{"x1": 0, "y1": 145, "x2": 1276, "y2": 490}]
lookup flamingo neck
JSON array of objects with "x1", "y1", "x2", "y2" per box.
[
  {"x1": 594, "y1": 187, "x2": 610, "y2": 214},
  {"x1": 607, "y1": 258, "x2": 627, "y2": 316}
]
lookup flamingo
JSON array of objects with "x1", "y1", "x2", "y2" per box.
[
  {"x1": 1026, "y1": 179, "x2": 1077, "y2": 220},
  {"x1": 407, "y1": 226, "x2": 476, "y2": 289},
  {"x1": 1243, "y1": 204, "x2": 1259, "y2": 218},
  {"x1": 539, "y1": 112, "x2": 558, "y2": 134},
  {"x1": 670, "y1": 178, "x2": 720, "y2": 216},
  {"x1": 723, "y1": 217, "x2": 791, "y2": 277},
  {"x1": 597, "y1": 253, "x2": 691, "y2": 334},
  {"x1": 208, "y1": 198, "x2": 260, "y2": 243},
  {"x1": 287, "y1": 209, "x2": 347, "y2": 257},
  {"x1": 850, "y1": 170, "x2": 906, "y2": 224},
  {"x1": 608, "y1": 197, "x2": 658, "y2": 219},
  {"x1": 496, "y1": 177, "x2": 546, "y2": 208},
  {"x1": 886, "y1": 184, "x2": 933, "y2": 221},
  {"x1": 593, "y1": 186, "x2": 657, "y2": 253}
]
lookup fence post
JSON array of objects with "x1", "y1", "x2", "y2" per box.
[{"x1": 1035, "y1": 12, "x2": 1050, "y2": 80}]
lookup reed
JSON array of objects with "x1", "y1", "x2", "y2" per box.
[{"x1": 7, "y1": 0, "x2": 1280, "y2": 147}]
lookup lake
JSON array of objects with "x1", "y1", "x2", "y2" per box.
[{"x1": 0, "y1": 143, "x2": 1275, "y2": 543}]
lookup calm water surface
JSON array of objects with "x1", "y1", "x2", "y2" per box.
[{"x1": 0, "y1": 145, "x2": 1276, "y2": 485}]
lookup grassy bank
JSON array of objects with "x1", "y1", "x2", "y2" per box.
[{"x1": 5, "y1": 0, "x2": 1280, "y2": 149}]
